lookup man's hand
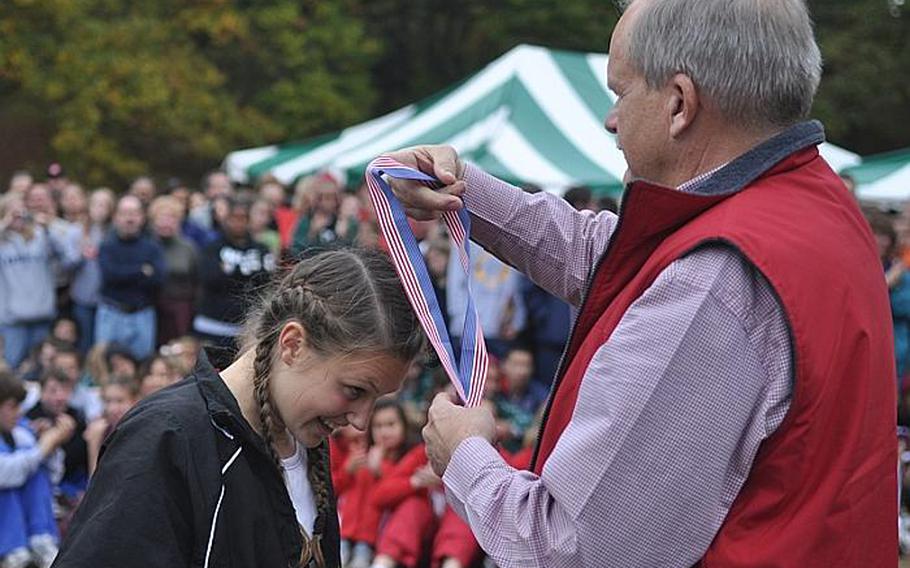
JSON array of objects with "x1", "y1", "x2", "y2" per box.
[
  {"x1": 383, "y1": 145, "x2": 467, "y2": 221},
  {"x1": 422, "y1": 392, "x2": 496, "y2": 477}
]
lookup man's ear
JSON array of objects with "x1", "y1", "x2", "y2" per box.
[
  {"x1": 667, "y1": 73, "x2": 700, "y2": 139},
  {"x1": 277, "y1": 321, "x2": 307, "y2": 367}
]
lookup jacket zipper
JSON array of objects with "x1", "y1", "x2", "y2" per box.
[{"x1": 530, "y1": 186, "x2": 636, "y2": 470}]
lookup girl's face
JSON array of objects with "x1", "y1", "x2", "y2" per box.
[
  {"x1": 269, "y1": 327, "x2": 410, "y2": 448},
  {"x1": 250, "y1": 201, "x2": 272, "y2": 233},
  {"x1": 89, "y1": 191, "x2": 114, "y2": 224},
  {"x1": 370, "y1": 406, "x2": 406, "y2": 452},
  {"x1": 103, "y1": 384, "x2": 136, "y2": 426},
  {"x1": 0, "y1": 399, "x2": 20, "y2": 433},
  {"x1": 2, "y1": 198, "x2": 28, "y2": 232},
  {"x1": 141, "y1": 359, "x2": 175, "y2": 397},
  {"x1": 110, "y1": 355, "x2": 137, "y2": 378},
  {"x1": 62, "y1": 185, "x2": 87, "y2": 216}
]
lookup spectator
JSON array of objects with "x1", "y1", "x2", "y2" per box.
[
  {"x1": 149, "y1": 195, "x2": 199, "y2": 345},
  {"x1": 159, "y1": 335, "x2": 199, "y2": 377},
  {"x1": 83, "y1": 374, "x2": 139, "y2": 476},
  {"x1": 869, "y1": 210, "x2": 910, "y2": 390},
  {"x1": 446, "y1": 242, "x2": 526, "y2": 359},
  {"x1": 44, "y1": 163, "x2": 68, "y2": 199},
  {"x1": 25, "y1": 368, "x2": 88, "y2": 500},
  {"x1": 138, "y1": 355, "x2": 181, "y2": 399},
  {"x1": 519, "y1": 278, "x2": 571, "y2": 387},
  {"x1": 193, "y1": 196, "x2": 275, "y2": 369},
  {"x1": 250, "y1": 197, "x2": 281, "y2": 255},
  {"x1": 0, "y1": 194, "x2": 79, "y2": 369},
  {"x1": 189, "y1": 169, "x2": 234, "y2": 231},
  {"x1": 104, "y1": 344, "x2": 139, "y2": 382},
  {"x1": 424, "y1": 240, "x2": 450, "y2": 328},
  {"x1": 257, "y1": 177, "x2": 287, "y2": 210},
  {"x1": 291, "y1": 173, "x2": 356, "y2": 255},
  {"x1": 16, "y1": 338, "x2": 66, "y2": 385},
  {"x1": 274, "y1": 174, "x2": 317, "y2": 251},
  {"x1": 50, "y1": 346, "x2": 102, "y2": 422},
  {"x1": 7, "y1": 171, "x2": 32, "y2": 196},
  {"x1": 336, "y1": 398, "x2": 421, "y2": 568},
  {"x1": 49, "y1": 318, "x2": 79, "y2": 348},
  {"x1": 0, "y1": 370, "x2": 74, "y2": 568},
  {"x1": 59, "y1": 183, "x2": 88, "y2": 226},
  {"x1": 95, "y1": 195, "x2": 166, "y2": 360},
  {"x1": 83, "y1": 343, "x2": 111, "y2": 388},
  {"x1": 69, "y1": 188, "x2": 115, "y2": 355},
  {"x1": 494, "y1": 347, "x2": 547, "y2": 452},
  {"x1": 562, "y1": 185, "x2": 595, "y2": 211},
  {"x1": 597, "y1": 195, "x2": 619, "y2": 213},
  {"x1": 370, "y1": 403, "x2": 437, "y2": 568},
  {"x1": 128, "y1": 176, "x2": 157, "y2": 208}
]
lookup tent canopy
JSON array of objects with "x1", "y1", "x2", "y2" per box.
[
  {"x1": 846, "y1": 148, "x2": 910, "y2": 203},
  {"x1": 225, "y1": 44, "x2": 859, "y2": 196}
]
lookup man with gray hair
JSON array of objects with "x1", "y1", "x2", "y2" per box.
[{"x1": 387, "y1": 0, "x2": 896, "y2": 566}]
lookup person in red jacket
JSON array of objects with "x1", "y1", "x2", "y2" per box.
[
  {"x1": 382, "y1": 1, "x2": 896, "y2": 566},
  {"x1": 336, "y1": 398, "x2": 418, "y2": 568}
]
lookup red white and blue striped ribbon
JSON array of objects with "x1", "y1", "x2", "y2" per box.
[{"x1": 366, "y1": 156, "x2": 487, "y2": 408}]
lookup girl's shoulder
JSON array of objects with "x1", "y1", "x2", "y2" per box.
[{"x1": 399, "y1": 443, "x2": 428, "y2": 466}]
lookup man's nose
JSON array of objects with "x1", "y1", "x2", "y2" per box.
[{"x1": 604, "y1": 110, "x2": 618, "y2": 135}]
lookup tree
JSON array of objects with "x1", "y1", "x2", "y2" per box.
[
  {"x1": 0, "y1": 0, "x2": 379, "y2": 187},
  {"x1": 810, "y1": 0, "x2": 910, "y2": 154}
]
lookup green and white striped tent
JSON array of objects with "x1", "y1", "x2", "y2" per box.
[
  {"x1": 846, "y1": 148, "x2": 910, "y2": 203},
  {"x1": 225, "y1": 44, "x2": 859, "y2": 195}
]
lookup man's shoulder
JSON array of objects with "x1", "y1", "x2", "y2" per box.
[{"x1": 667, "y1": 243, "x2": 784, "y2": 330}]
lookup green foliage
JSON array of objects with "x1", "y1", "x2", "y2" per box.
[
  {"x1": 0, "y1": 0, "x2": 379, "y2": 186},
  {"x1": 351, "y1": 0, "x2": 620, "y2": 112},
  {"x1": 810, "y1": 0, "x2": 910, "y2": 154}
]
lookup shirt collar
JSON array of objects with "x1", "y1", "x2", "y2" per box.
[{"x1": 662, "y1": 120, "x2": 826, "y2": 197}]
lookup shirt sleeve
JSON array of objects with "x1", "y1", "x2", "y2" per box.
[
  {"x1": 53, "y1": 405, "x2": 196, "y2": 567},
  {"x1": 462, "y1": 165, "x2": 619, "y2": 307},
  {"x1": 443, "y1": 245, "x2": 793, "y2": 568},
  {"x1": 0, "y1": 447, "x2": 44, "y2": 489}
]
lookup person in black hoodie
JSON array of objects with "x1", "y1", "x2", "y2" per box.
[
  {"x1": 53, "y1": 248, "x2": 425, "y2": 568},
  {"x1": 193, "y1": 196, "x2": 275, "y2": 370}
]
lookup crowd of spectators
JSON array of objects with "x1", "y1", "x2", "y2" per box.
[
  {"x1": 4, "y1": 160, "x2": 904, "y2": 567},
  {"x1": 0, "y1": 163, "x2": 621, "y2": 568}
]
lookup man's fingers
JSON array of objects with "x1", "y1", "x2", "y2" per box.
[
  {"x1": 429, "y1": 147, "x2": 460, "y2": 185},
  {"x1": 403, "y1": 207, "x2": 438, "y2": 222}
]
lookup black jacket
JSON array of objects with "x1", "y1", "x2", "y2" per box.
[
  {"x1": 53, "y1": 354, "x2": 341, "y2": 568},
  {"x1": 197, "y1": 235, "x2": 275, "y2": 325}
]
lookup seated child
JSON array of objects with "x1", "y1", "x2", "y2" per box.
[
  {"x1": 25, "y1": 368, "x2": 89, "y2": 500},
  {"x1": 84, "y1": 374, "x2": 140, "y2": 476},
  {"x1": 0, "y1": 370, "x2": 75, "y2": 568},
  {"x1": 337, "y1": 398, "x2": 419, "y2": 568}
]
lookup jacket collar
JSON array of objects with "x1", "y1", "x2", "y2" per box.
[
  {"x1": 193, "y1": 351, "x2": 273, "y2": 456},
  {"x1": 687, "y1": 120, "x2": 825, "y2": 197},
  {"x1": 629, "y1": 120, "x2": 826, "y2": 198}
]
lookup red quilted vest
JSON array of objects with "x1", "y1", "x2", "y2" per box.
[{"x1": 532, "y1": 146, "x2": 897, "y2": 566}]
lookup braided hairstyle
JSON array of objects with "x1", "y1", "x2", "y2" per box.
[{"x1": 241, "y1": 248, "x2": 424, "y2": 566}]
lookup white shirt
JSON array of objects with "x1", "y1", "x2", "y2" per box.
[{"x1": 281, "y1": 441, "x2": 317, "y2": 536}]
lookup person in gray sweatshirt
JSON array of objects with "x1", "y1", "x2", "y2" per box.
[{"x1": 0, "y1": 194, "x2": 81, "y2": 370}]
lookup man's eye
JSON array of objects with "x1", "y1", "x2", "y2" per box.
[{"x1": 343, "y1": 386, "x2": 364, "y2": 400}]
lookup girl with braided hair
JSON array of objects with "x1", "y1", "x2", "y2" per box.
[{"x1": 52, "y1": 248, "x2": 425, "y2": 568}]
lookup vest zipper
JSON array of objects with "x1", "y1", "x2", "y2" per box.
[{"x1": 530, "y1": 186, "x2": 636, "y2": 471}]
